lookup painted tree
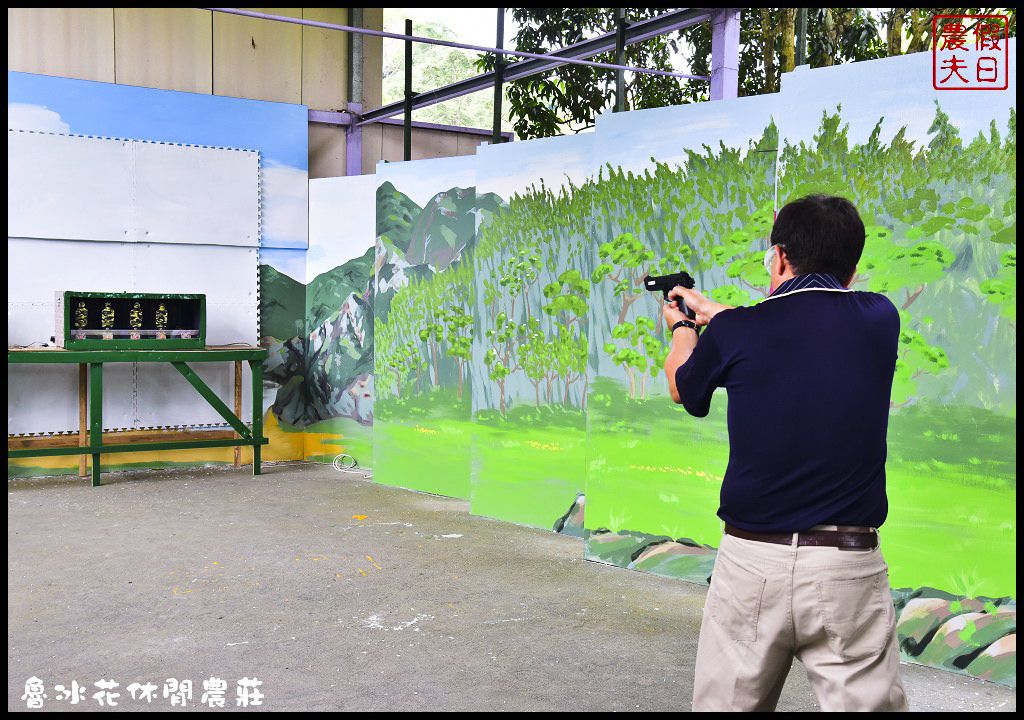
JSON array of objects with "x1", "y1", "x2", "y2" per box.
[
  {"x1": 476, "y1": 179, "x2": 594, "y2": 415},
  {"x1": 775, "y1": 107, "x2": 960, "y2": 408},
  {"x1": 973, "y1": 111, "x2": 1016, "y2": 327},
  {"x1": 439, "y1": 263, "x2": 475, "y2": 401},
  {"x1": 980, "y1": 248, "x2": 1016, "y2": 324},
  {"x1": 517, "y1": 316, "x2": 549, "y2": 407},
  {"x1": 592, "y1": 232, "x2": 655, "y2": 327},
  {"x1": 477, "y1": 203, "x2": 531, "y2": 416},
  {"x1": 541, "y1": 265, "x2": 590, "y2": 405},
  {"x1": 602, "y1": 316, "x2": 667, "y2": 400},
  {"x1": 551, "y1": 325, "x2": 588, "y2": 405},
  {"x1": 481, "y1": 310, "x2": 522, "y2": 415}
]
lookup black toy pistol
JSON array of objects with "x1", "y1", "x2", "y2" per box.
[{"x1": 644, "y1": 271, "x2": 696, "y2": 319}]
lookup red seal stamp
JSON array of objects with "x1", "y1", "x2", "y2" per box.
[{"x1": 933, "y1": 15, "x2": 1009, "y2": 90}]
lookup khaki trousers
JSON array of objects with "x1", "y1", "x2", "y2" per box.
[{"x1": 692, "y1": 530, "x2": 909, "y2": 712}]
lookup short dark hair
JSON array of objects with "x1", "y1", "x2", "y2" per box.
[{"x1": 769, "y1": 195, "x2": 865, "y2": 284}]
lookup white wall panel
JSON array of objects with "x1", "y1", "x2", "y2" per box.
[
  {"x1": 7, "y1": 238, "x2": 131, "y2": 343},
  {"x1": 132, "y1": 243, "x2": 259, "y2": 343},
  {"x1": 134, "y1": 142, "x2": 259, "y2": 246},
  {"x1": 7, "y1": 364, "x2": 79, "y2": 435},
  {"x1": 6, "y1": 363, "x2": 136, "y2": 435},
  {"x1": 134, "y1": 362, "x2": 251, "y2": 429},
  {"x1": 7, "y1": 131, "x2": 260, "y2": 247},
  {"x1": 7, "y1": 138, "x2": 260, "y2": 434},
  {"x1": 7, "y1": 132, "x2": 134, "y2": 243}
]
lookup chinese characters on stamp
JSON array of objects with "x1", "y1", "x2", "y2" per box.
[{"x1": 933, "y1": 15, "x2": 1010, "y2": 90}]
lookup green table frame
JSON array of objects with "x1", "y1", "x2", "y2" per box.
[{"x1": 8, "y1": 347, "x2": 269, "y2": 486}]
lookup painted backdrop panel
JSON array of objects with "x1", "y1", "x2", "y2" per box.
[
  {"x1": 471, "y1": 134, "x2": 594, "y2": 530},
  {"x1": 771, "y1": 51, "x2": 1016, "y2": 600},
  {"x1": 7, "y1": 71, "x2": 308, "y2": 475},
  {"x1": 583, "y1": 93, "x2": 782, "y2": 584},
  {"x1": 298, "y1": 174, "x2": 378, "y2": 468},
  {"x1": 374, "y1": 155, "x2": 478, "y2": 499}
]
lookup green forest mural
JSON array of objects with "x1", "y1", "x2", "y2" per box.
[
  {"x1": 298, "y1": 52, "x2": 1017, "y2": 687},
  {"x1": 470, "y1": 134, "x2": 594, "y2": 528},
  {"x1": 373, "y1": 156, "x2": 499, "y2": 498}
]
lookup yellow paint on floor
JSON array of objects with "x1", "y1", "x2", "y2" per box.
[{"x1": 302, "y1": 429, "x2": 347, "y2": 461}]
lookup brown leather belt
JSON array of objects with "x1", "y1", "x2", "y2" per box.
[{"x1": 725, "y1": 523, "x2": 877, "y2": 550}]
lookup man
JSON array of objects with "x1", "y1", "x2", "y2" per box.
[{"x1": 662, "y1": 194, "x2": 910, "y2": 712}]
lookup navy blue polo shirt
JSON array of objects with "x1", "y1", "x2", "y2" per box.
[{"x1": 675, "y1": 273, "x2": 900, "y2": 533}]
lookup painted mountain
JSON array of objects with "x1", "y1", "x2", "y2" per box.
[
  {"x1": 260, "y1": 264, "x2": 305, "y2": 341},
  {"x1": 375, "y1": 181, "x2": 505, "y2": 319},
  {"x1": 305, "y1": 247, "x2": 375, "y2": 426},
  {"x1": 259, "y1": 249, "x2": 375, "y2": 428},
  {"x1": 259, "y1": 183, "x2": 504, "y2": 429}
]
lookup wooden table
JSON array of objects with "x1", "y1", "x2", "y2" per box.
[{"x1": 8, "y1": 346, "x2": 268, "y2": 485}]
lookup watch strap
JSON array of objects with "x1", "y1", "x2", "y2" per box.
[{"x1": 672, "y1": 320, "x2": 699, "y2": 335}]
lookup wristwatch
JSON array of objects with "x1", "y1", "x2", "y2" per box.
[{"x1": 672, "y1": 319, "x2": 699, "y2": 335}]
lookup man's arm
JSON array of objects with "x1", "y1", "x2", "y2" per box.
[
  {"x1": 662, "y1": 285, "x2": 733, "y2": 404},
  {"x1": 664, "y1": 326, "x2": 698, "y2": 404}
]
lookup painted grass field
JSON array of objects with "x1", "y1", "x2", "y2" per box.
[
  {"x1": 366, "y1": 385, "x2": 1015, "y2": 600},
  {"x1": 586, "y1": 391, "x2": 1016, "y2": 599},
  {"x1": 471, "y1": 412, "x2": 587, "y2": 528},
  {"x1": 304, "y1": 415, "x2": 374, "y2": 469},
  {"x1": 372, "y1": 391, "x2": 472, "y2": 499}
]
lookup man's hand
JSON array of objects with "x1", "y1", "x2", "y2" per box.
[
  {"x1": 662, "y1": 294, "x2": 690, "y2": 328},
  {"x1": 666, "y1": 286, "x2": 731, "y2": 327}
]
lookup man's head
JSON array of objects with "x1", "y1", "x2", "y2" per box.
[{"x1": 767, "y1": 194, "x2": 865, "y2": 289}]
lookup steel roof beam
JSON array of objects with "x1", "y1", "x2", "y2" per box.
[{"x1": 359, "y1": 8, "x2": 712, "y2": 124}]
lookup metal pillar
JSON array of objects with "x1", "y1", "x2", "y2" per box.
[
  {"x1": 404, "y1": 18, "x2": 413, "y2": 161},
  {"x1": 347, "y1": 7, "x2": 364, "y2": 176},
  {"x1": 710, "y1": 9, "x2": 741, "y2": 100},
  {"x1": 492, "y1": 8, "x2": 505, "y2": 144},
  {"x1": 350, "y1": 8, "x2": 364, "y2": 105},
  {"x1": 346, "y1": 102, "x2": 363, "y2": 176},
  {"x1": 614, "y1": 8, "x2": 627, "y2": 112}
]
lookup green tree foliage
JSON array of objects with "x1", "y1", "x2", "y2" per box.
[
  {"x1": 489, "y1": 9, "x2": 896, "y2": 138},
  {"x1": 375, "y1": 260, "x2": 474, "y2": 406},
  {"x1": 893, "y1": 313, "x2": 950, "y2": 407},
  {"x1": 477, "y1": 8, "x2": 688, "y2": 138},
  {"x1": 777, "y1": 102, "x2": 1015, "y2": 408},
  {"x1": 591, "y1": 232, "x2": 676, "y2": 399},
  {"x1": 376, "y1": 102, "x2": 1014, "y2": 417},
  {"x1": 476, "y1": 178, "x2": 594, "y2": 414},
  {"x1": 883, "y1": 10, "x2": 1016, "y2": 56},
  {"x1": 487, "y1": 9, "x2": 1016, "y2": 140},
  {"x1": 581, "y1": 103, "x2": 1012, "y2": 411},
  {"x1": 681, "y1": 8, "x2": 887, "y2": 102},
  {"x1": 980, "y1": 248, "x2": 1016, "y2": 322},
  {"x1": 602, "y1": 316, "x2": 666, "y2": 400},
  {"x1": 382, "y1": 11, "x2": 512, "y2": 130}
]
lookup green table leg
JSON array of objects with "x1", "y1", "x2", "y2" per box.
[
  {"x1": 90, "y1": 362, "x2": 103, "y2": 486},
  {"x1": 251, "y1": 358, "x2": 263, "y2": 476}
]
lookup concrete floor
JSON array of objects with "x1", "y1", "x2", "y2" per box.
[{"x1": 7, "y1": 463, "x2": 1016, "y2": 712}]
